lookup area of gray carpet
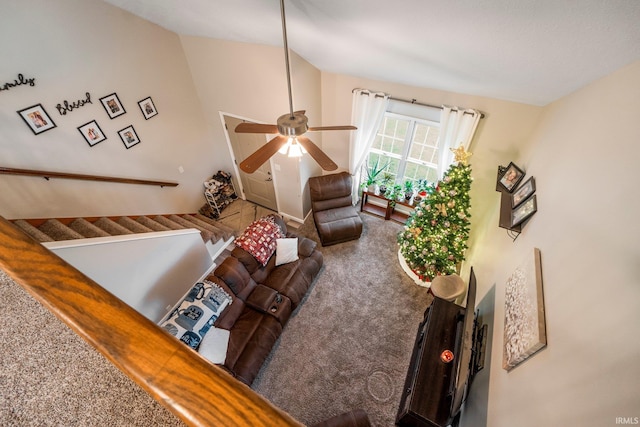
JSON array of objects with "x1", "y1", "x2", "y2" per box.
[
  {"x1": 0, "y1": 269, "x2": 183, "y2": 427},
  {"x1": 252, "y1": 213, "x2": 432, "y2": 426}
]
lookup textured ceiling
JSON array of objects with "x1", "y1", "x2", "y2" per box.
[{"x1": 102, "y1": 0, "x2": 640, "y2": 106}]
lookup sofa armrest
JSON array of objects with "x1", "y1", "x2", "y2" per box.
[{"x1": 245, "y1": 284, "x2": 292, "y2": 325}]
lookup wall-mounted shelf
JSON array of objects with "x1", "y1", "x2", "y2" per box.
[{"x1": 496, "y1": 165, "x2": 537, "y2": 240}]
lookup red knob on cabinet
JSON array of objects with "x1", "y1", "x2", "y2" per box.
[{"x1": 440, "y1": 350, "x2": 454, "y2": 363}]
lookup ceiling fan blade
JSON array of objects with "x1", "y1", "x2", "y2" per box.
[
  {"x1": 235, "y1": 122, "x2": 279, "y2": 134},
  {"x1": 294, "y1": 110, "x2": 306, "y2": 115},
  {"x1": 297, "y1": 136, "x2": 338, "y2": 171},
  {"x1": 239, "y1": 135, "x2": 288, "y2": 173},
  {"x1": 308, "y1": 125, "x2": 357, "y2": 131}
]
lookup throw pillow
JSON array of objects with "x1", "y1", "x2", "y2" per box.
[
  {"x1": 234, "y1": 216, "x2": 285, "y2": 266},
  {"x1": 159, "y1": 280, "x2": 232, "y2": 350},
  {"x1": 198, "y1": 327, "x2": 231, "y2": 365},
  {"x1": 275, "y1": 237, "x2": 299, "y2": 266}
]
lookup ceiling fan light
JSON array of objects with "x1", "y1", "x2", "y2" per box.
[
  {"x1": 288, "y1": 140, "x2": 303, "y2": 158},
  {"x1": 279, "y1": 138, "x2": 293, "y2": 154}
]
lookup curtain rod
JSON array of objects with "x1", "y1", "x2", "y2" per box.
[{"x1": 352, "y1": 89, "x2": 484, "y2": 118}]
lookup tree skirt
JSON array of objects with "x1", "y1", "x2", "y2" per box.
[{"x1": 397, "y1": 249, "x2": 431, "y2": 288}]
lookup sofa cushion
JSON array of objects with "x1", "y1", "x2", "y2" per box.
[
  {"x1": 224, "y1": 307, "x2": 282, "y2": 385},
  {"x1": 234, "y1": 216, "x2": 285, "y2": 266},
  {"x1": 159, "y1": 280, "x2": 232, "y2": 350},
  {"x1": 276, "y1": 237, "x2": 299, "y2": 266},
  {"x1": 198, "y1": 327, "x2": 230, "y2": 365},
  {"x1": 214, "y1": 256, "x2": 257, "y2": 301}
]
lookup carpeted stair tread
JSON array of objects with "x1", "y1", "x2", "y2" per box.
[
  {"x1": 116, "y1": 216, "x2": 154, "y2": 233},
  {"x1": 192, "y1": 213, "x2": 238, "y2": 239},
  {"x1": 38, "y1": 219, "x2": 84, "y2": 241},
  {"x1": 68, "y1": 218, "x2": 111, "y2": 238},
  {"x1": 93, "y1": 217, "x2": 134, "y2": 236},
  {"x1": 177, "y1": 215, "x2": 224, "y2": 241},
  {"x1": 166, "y1": 215, "x2": 215, "y2": 243},
  {"x1": 183, "y1": 214, "x2": 236, "y2": 241},
  {"x1": 12, "y1": 220, "x2": 55, "y2": 243},
  {"x1": 136, "y1": 216, "x2": 171, "y2": 232}
]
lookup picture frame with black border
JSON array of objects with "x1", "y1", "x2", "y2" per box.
[
  {"x1": 511, "y1": 176, "x2": 536, "y2": 208},
  {"x1": 511, "y1": 194, "x2": 537, "y2": 227},
  {"x1": 118, "y1": 125, "x2": 140, "y2": 149},
  {"x1": 138, "y1": 96, "x2": 158, "y2": 119},
  {"x1": 17, "y1": 104, "x2": 57, "y2": 135},
  {"x1": 99, "y1": 92, "x2": 126, "y2": 119},
  {"x1": 77, "y1": 120, "x2": 107, "y2": 147},
  {"x1": 498, "y1": 161, "x2": 525, "y2": 193}
]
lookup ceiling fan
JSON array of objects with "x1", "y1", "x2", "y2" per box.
[{"x1": 235, "y1": 0, "x2": 356, "y2": 174}]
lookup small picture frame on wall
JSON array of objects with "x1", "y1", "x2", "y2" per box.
[
  {"x1": 78, "y1": 120, "x2": 107, "y2": 147},
  {"x1": 17, "y1": 104, "x2": 57, "y2": 135},
  {"x1": 498, "y1": 161, "x2": 525, "y2": 193},
  {"x1": 118, "y1": 125, "x2": 140, "y2": 149},
  {"x1": 511, "y1": 194, "x2": 537, "y2": 227},
  {"x1": 511, "y1": 177, "x2": 536, "y2": 208},
  {"x1": 99, "y1": 92, "x2": 126, "y2": 119},
  {"x1": 138, "y1": 96, "x2": 158, "y2": 119}
]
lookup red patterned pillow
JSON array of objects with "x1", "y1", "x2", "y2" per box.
[{"x1": 235, "y1": 216, "x2": 285, "y2": 266}]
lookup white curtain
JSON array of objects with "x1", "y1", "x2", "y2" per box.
[
  {"x1": 349, "y1": 89, "x2": 389, "y2": 203},
  {"x1": 436, "y1": 107, "x2": 482, "y2": 179}
]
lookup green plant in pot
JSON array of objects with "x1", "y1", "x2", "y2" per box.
[
  {"x1": 414, "y1": 179, "x2": 430, "y2": 202},
  {"x1": 361, "y1": 158, "x2": 389, "y2": 192},
  {"x1": 403, "y1": 180, "x2": 415, "y2": 200},
  {"x1": 378, "y1": 172, "x2": 394, "y2": 195}
]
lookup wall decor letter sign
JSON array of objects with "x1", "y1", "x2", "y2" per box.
[
  {"x1": 0, "y1": 73, "x2": 36, "y2": 92},
  {"x1": 56, "y1": 92, "x2": 92, "y2": 115}
]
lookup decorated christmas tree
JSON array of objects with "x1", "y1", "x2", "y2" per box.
[{"x1": 398, "y1": 147, "x2": 472, "y2": 281}]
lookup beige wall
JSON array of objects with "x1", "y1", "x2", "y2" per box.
[
  {"x1": 0, "y1": 0, "x2": 215, "y2": 219},
  {"x1": 463, "y1": 60, "x2": 640, "y2": 426},
  {"x1": 179, "y1": 36, "x2": 322, "y2": 220}
]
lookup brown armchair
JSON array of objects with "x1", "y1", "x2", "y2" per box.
[{"x1": 308, "y1": 172, "x2": 363, "y2": 246}]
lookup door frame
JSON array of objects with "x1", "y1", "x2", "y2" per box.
[{"x1": 219, "y1": 111, "x2": 280, "y2": 212}]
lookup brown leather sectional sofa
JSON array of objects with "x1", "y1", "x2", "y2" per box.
[{"x1": 207, "y1": 215, "x2": 323, "y2": 385}]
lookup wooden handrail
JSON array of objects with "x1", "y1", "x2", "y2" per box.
[
  {"x1": 0, "y1": 216, "x2": 302, "y2": 427},
  {"x1": 0, "y1": 167, "x2": 178, "y2": 187}
]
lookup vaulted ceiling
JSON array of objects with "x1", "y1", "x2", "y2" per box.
[{"x1": 102, "y1": 0, "x2": 640, "y2": 106}]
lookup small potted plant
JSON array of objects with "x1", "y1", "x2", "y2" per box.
[
  {"x1": 378, "y1": 172, "x2": 394, "y2": 195},
  {"x1": 414, "y1": 179, "x2": 430, "y2": 202},
  {"x1": 361, "y1": 158, "x2": 389, "y2": 193},
  {"x1": 403, "y1": 180, "x2": 415, "y2": 201}
]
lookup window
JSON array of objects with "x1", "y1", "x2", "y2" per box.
[{"x1": 363, "y1": 112, "x2": 441, "y2": 188}]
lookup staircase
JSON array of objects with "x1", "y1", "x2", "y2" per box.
[{"x1": 11, "y1": 213, "x2": 238, "y2": 259}]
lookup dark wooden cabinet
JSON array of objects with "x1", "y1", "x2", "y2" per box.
[
  {"x1": 396, "y1": 298, "x2": 464, "y2": 427},
  {"x1": 397, "y1": 268, "x2": 486, "y2": 427}
]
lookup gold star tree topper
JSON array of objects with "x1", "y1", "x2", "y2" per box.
[{"x1": 451, "y1": 146, "x2": 472, "y2": 165}]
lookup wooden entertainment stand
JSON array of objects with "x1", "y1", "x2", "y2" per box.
[{"x1": 396, "y1": 269, "x2": 487, "y2": 427}]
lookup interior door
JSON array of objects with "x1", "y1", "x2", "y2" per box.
[{"x1": 224, "y1": 115, "x2": 278, "y2": 211}]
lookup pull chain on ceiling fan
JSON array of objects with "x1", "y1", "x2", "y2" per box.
[{"x1": 235, "y1": 0, "x2": 357, "y2": 174}]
